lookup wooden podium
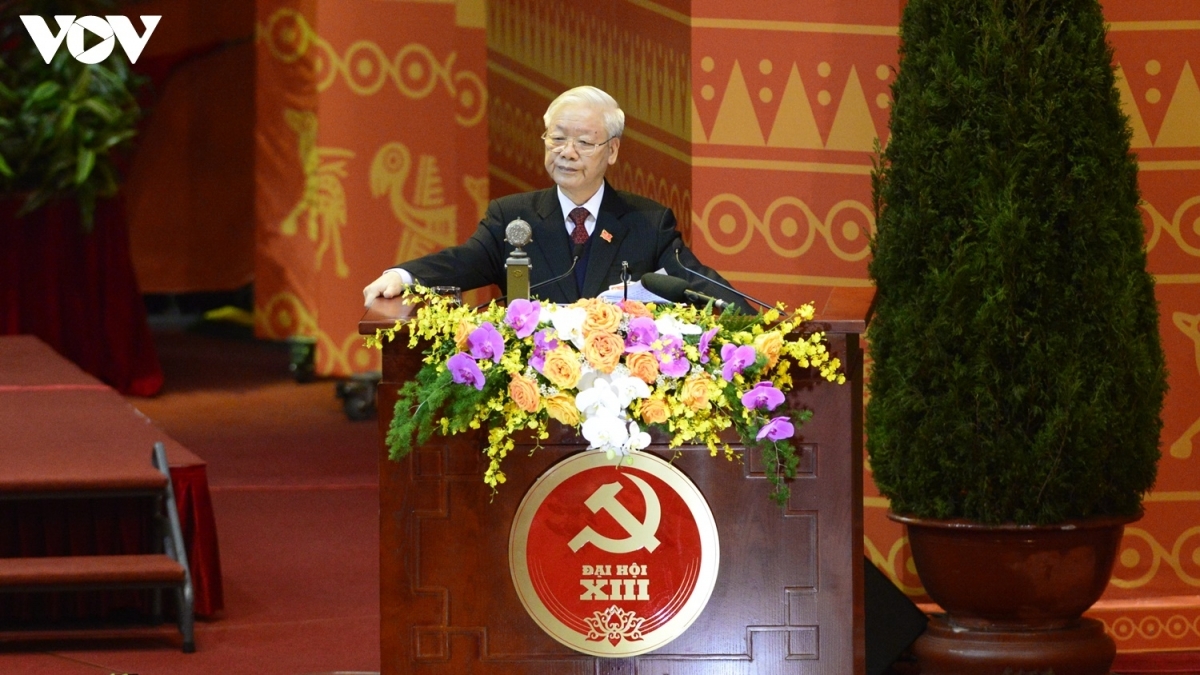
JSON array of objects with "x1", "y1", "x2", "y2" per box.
[{"x1": 360, "y1": 288, "x2": 872, "y2": 674}]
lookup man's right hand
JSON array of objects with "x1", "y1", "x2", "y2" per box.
[{"x1": 362, "y1": 270, "x2": 407, "y2": 306}]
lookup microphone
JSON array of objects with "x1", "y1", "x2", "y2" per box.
[
  {"x1": 669, "y1": 246, "x2": 778, "y2": 316},
  {"x1": 505, "y1": 219, "x2": 532, "y2": 300},
  {"x1": 641, "y1": 273, "x2": 728, "y2": 311}
]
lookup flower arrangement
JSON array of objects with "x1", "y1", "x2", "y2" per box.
[{"x1": 366, "y1": 286, "x2": 846, "y2": 504}]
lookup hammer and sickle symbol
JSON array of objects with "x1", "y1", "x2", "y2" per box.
[{"x1": 567, "y1": 475, "x2": 662, "y2": 554}]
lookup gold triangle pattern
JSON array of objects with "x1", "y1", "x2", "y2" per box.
[
  {"x1": 707, "y1": 60, "x2": 766, "y2": 146},
  {"x1": 767, "y1": 63, "x2": 823, "y2": 149},
  {"x1": 696, "y1": 61, "x2": 879, "y2": 151},
  {"x1": 1114, "y1": 65, "x2": 1153, "y2": 149},
  {"x1": 824, "y1": 66, "x2": 877, "y2": 151},
  {"x1": 1156, "y1": 61, "x2": 1200, "y2": 148},
  {"x1": 488, "y1": 0, "x2": 689, "y2": 141}
]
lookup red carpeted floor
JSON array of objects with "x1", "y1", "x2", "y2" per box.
[{"x1": 0, "y1": 327, "x2": 381, "y2": 674}]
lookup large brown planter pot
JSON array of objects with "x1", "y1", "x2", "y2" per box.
[{"x1": 890, "y1": 511, "x2": 1140, "y2": 675}]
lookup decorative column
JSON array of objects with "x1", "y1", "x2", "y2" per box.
[{"x1": 253, "y1": 0, "x2": 488, "y2": 376}]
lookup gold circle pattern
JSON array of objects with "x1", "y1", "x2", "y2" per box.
[
  {"x1": 864, "y1": 535, "x2": 926, "y2": 596},
  {"x1": 257, "y1": 292, "x2": 381, "y2": 377},
  {"x1": 1105, "y1": 614, "x2": 1200, "y2": 643},
  {"x1": 259, "y1": 8, "x2": 486, "y2": 127},
  {"x1": 1142, "y1": 195, "x2": 1200, "y2": 257},
  {"x1": 1109, "y1": 526, "x2": 1200, "y2": 590},
  {"x1": 692, "y1": 194, "x2": 875, "y2": 261}
]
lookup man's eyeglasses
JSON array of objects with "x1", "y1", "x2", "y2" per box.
[{"x1": 541, "y1": 132, "x2": 614, "y2": 156}]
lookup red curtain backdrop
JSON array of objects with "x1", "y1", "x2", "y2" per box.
[
  {"x1": 123, "y1": 0, "x2": 257, "y2": 295},
  {"x1": 0, "y1": 198, "x2": 163, "y2": 397}
]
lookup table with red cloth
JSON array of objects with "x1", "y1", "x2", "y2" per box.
[{"x1": 0, "y1": 335, "x2": 223, "y2": 618}]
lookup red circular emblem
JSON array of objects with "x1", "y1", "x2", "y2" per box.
[{"x1": 509, "y1": 452, "x2": 720, "y2": 656}]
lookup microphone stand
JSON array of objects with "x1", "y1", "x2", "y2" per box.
[
  {"x1": 506, "y1": 249, "x2": 530, "y2": 301},
  {"x1": 672, "y1": 247, "x2": 784, "y2": 317},
  {"x1": 504, "y1": 219, "x2": 533, "y2": 301}
]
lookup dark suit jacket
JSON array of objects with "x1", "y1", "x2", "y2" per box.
[{"x1": 397, "y1": 183, "x2": 755, "y2": 312}]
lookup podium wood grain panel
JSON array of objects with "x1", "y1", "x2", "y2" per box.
[{"x1": 362, "y1": 290, "x2": 869, "y2": 674}]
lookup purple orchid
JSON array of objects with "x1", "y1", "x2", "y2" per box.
[
  {"x1": 741, "y1": 381, "x2": 785, "y2": 411},
  {"x1": 698, "y1": 327, "x2": 718, "y2": 364},
  {"x1": 447, "y1": 352, "x2": 485, "y2": 390},
  {"x1": 655, "y1": 334, "x2": 690, "y2": 378},
  {"x1": 720, "y1": 344, "x2": 759, "y2": 381},
  {"x1": 756, "y1": 416, "x2": 795, "y2": 442},
  {"x1": 624, "y1": 317, "x2": 659, "y2": 353},
  {"x1": 530, "y1": 329, "x2": 559, "y2": 373},
  {"x1": 467, "y1": 322, "x2": 505, "y2": 363},
  {"x1": 504, "y1": 299, "x2": 542, "y2": 339}
]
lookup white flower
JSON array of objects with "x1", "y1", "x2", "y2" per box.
[
  {"x1": 654, "y1": 314, "x2": 702, "y2": 338},
  {"x1": 609, "y1": 373, "x2": 650, "y2": 408},
  {"x1": 582, "y1": 413, "x2": 630, "y2": 458},
  {"x1": 624, "y1": 420, "x2": 651, "y2": 452},
  {"x1": 546, "y1": 305, "x2": 587, "y2": 349},
  {"x1": 576, "y1": 365, "x2": 601, "y2": 392},
  {"x1": 575, "y1": 380, "x2": 621, "y2": 418}
]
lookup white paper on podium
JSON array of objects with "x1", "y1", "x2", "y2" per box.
[{"x1": 597, "y1": 268, "x2": 672, "y2": 305}]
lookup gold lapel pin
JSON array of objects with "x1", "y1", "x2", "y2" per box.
[{"x1": 600, "y1": 229, "x2": 613, "y2": 242}]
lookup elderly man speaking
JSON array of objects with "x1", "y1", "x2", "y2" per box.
[{"x1": 361, "y1": 85, "x2": 751, "y2": 312}]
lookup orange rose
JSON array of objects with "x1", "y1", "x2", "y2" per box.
[
  {"x1": 544, "y1": 393, "x2": 580, "y2": 426},
  {"x1": 542, "y1": 347, "x2": 582, "y2": 389},
  {"x1": 680, "y1": 373, "x2": 713, "y2": 410},
  {"x1": 626, "y1": 351, "x2": 660, "y2": 384},
  {"x1": 754, "y1": 331, "x2": 784, "y2": 369},
  {"x1": 454, "y1": 319, "x2": 475, "y2": 351},
  {"x1": 583, "y1": 300, "x2": 622, "y2": 335},
  {"x1": 640, "y1": 397, "x2": 669, "y2": 425},
  {"x1": 508, "y1": 373, "x2": 540, "y2": 413},
  {"x1": 619, "y1": 299, "x2": 653, "y2": 319},
  {"x1": 583, "y1": 331, "x2": 624, "y2": 373}
]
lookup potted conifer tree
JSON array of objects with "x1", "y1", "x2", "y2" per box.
[{"x1": 867, "y1": 0, "x2": 1167, "y2": 672}]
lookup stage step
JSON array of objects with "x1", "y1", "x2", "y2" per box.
[
  {"x1": 0, "y1": 554, "x2": 185, "y2": 590},
  {"x1": 0, "y1": 442, "x2": 196, "y2": 653}
]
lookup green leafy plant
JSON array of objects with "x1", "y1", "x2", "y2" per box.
[
  {"x1": 0, "y1": 0, "x2": 144, "y2": 230},
  {"x1": 866, "y1": 0, "x2": 1168, "y2": 525}
]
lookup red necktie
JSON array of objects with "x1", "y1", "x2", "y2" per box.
[
  {"x1": 568, "y1": 207, "x2": 590, "y2": 292},
  {"x1": 569, "y1": 207, "x2": 590, "y2": 245}
]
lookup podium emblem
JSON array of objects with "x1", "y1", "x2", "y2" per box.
[{"x1": 509, "y1": 452, "x2": 720, "y2": 657}]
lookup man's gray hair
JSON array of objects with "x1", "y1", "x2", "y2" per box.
[{"x1": 543, "y1": 86, "x2": 625, "y2": 139}]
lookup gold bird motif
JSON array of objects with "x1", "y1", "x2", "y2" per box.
[
  {"x1": 370, "y1": 141, "x2": 460, "y2": 265},
  {"x1": 280, "y1": 109, "x2": 355, "y2": 278}
]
